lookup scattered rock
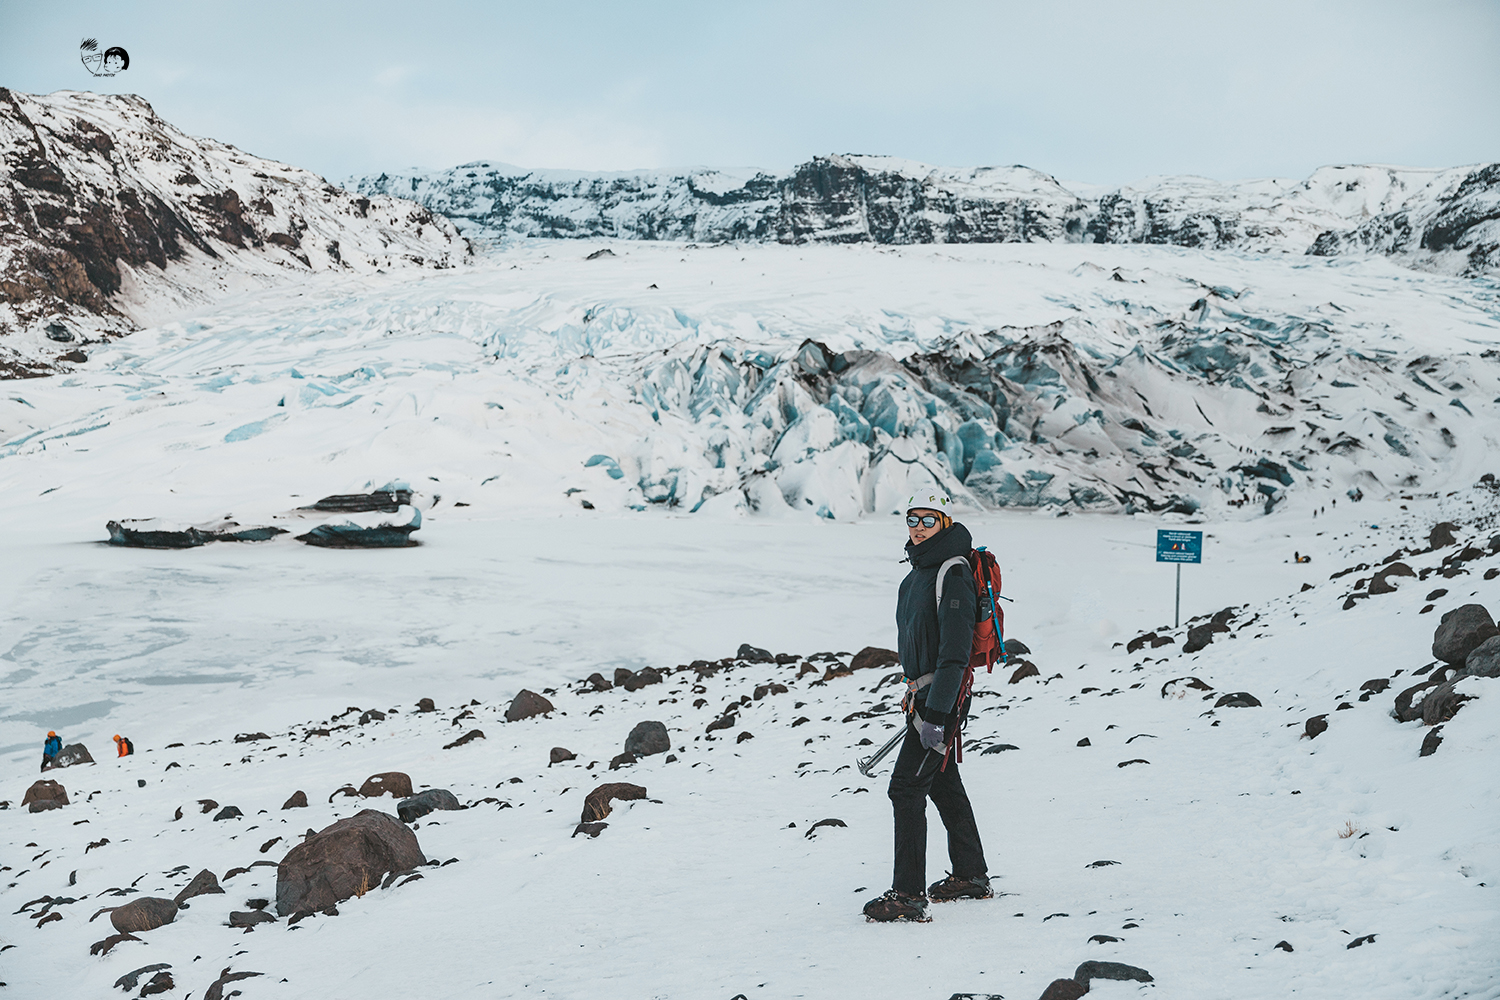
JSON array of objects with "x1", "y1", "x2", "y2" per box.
[
  {"x1": 1086, "y1": 860, "x2": 1120, "y2": 867},
  {"x1": 583, "y1": 672, "x2": 613, "y2": 692},
  {"x1": 1394, "y1": 676, "x2": 1448, "y2": 723},
  {"x1": 737, "y1": 643, "x2": 774, "y2": 662},
  {"x1": 753, "y1": 682, "x2": 788, "y2": 700},
  {"x1": 1304, "y1": 715, "x2": 1329, "y2": 739},
  {"x1": 297, "y1": 504, "x2": 421, "y2": 547},
  {"x1": 1009, "y1": 661, "x2": 1040, "y2": 684},
  {"x1": 416, "y1": 697, "x2": 437, "y2": 712},
  {"x1": 706, "y1": 711, "x2": 737, "y2": 734},
  {"x1": 849, "y1": 646, "x2": 898, "y2": 672},
  {"x1": 444, "y1": 729, "x2": 485, "y2": 749},
  {"x1": 506, "y1": 689, "x2": 554, "y2": 721},
  {"x1": 1347, "y1": 933, "x2": 1377, "y2": 949},
  {"x1": 1432, "y1": 604, "x2": 1498, "y2": 664},
  {"x1": 624, "y1": 721, "x2": 671, "y2": 757},
  {"x1": 1003, "y1": 638, "x2": 1032, "y2": 656},
  {"x1": 1076, "y1": 738, "x2": 1091, "y2": 747},
  {"x1": 1275, "y1": 940, "x2": 1293, "y2": 952},
  {"x1": 228, "y1": 909, "x2": 276, "y2": 928},
  {"x1": 622, "y1": 667, "x2": 664, "y2": 692},
  {"x1": 359, "y1": 709, "x2": 386, "y2": 725},
  {"x1": 1420, "y1": 680, "x2": 1470, "y2": 725},
  {"x1": 233, "y1": 732, "x2": 269, "y2": 743},
  {"x1": 573, "y1": 822, "x2": 608, "y2": 837},
  {"x1": 549, "y1": 747, "x2": 577, "y2": 765},
  {"x1": 804, "y1": 818, "x2": 847, "y2": 838},
  {"x1": 21, "y1": 779, "x2": 68, "y2": 812},
  {"x1": 1428, "y1": 522, "x2": 1458, "y2": 549},
  {"x1": 1161, "y1": 676, "x2": 1213, "y2": 699},
  {"x1": 1420, "y1": 727, "x2": 1444, "y2": 757},
  {"x1": 980, "y1": 744, "x2": 1019, "y2": 754},
  {"x1": 396, "y1": 788, "x2": 461, "y2": 823},
  {"x1": 1126, "y1": 631, "x2": 1174, "y2": 653},
  {"x1": 204, "y1": 968, "x2": 264, "y2": 1000},
  {"x1": 1117, "y1": 759, "x2": 1150, "y2": 767},
  {"x1": 358, "y1": 772, "x2": 414, "y2": 799},
  {"x1": 1037, "y1": 979, "x2": 1088, "y2": 1000},
  {"x1": 328, "y1": 785, "x2": 358, "y2": 802},
  {"x1": 282, "y1": 790, "x2": 308, "y2": 809},
  {"x1": 110, "y1": 897, "x2": 178, "y2": 934},
  {"x1": 1360, "y1": 678, "x2": 1391, "y2": 694},
  {"x1": 275, "y1": 809, "x2": 426, "y2": 916},
  {"x1": 581, "y1": 782, "x2": 647, "y2": 823},
  {"x1": 213, "y1": 806, "x2": 243, "y2": 821},
  {"x1": 90, "y1": 931, "x2": 141, "y2": 956},
  {"x1": 609, "y1": 752, "x2": 637, "y2": 770},
  {"x1": 114, "y1": 963, "x2": 172, "y2": 991},
  {"x1": 105, "y1": 520, "x2": 206, "y2": 548},
  {"x1": 585, "y1": 247, "x2": 616, "y2": 260},
  {"x1": 140, "y1": 971, "x2": 175, "y2": 995},
  {"x1": 736, "y1": 731, "x2": 755, "y2": 743},
  {"x1": 1089, "y1": 934, "x2": 1122, "y2": 943},
  {"x1": 1074, "y1": 960, "x2": 1154, "y2": 986},
  {"x1": 49, "y1": 743, "x2": 94, "y2": 768},
  {"x1": 1214, "y1": 692, "x2": 1262, "y2": 708},
  {"x1": 174, "y1": 869, "x2": 224, "y2": 905},
  {"x1": 1464, "y1": 635, "x2": 1500, "y2": 678},
  {"x1": 1182, "y1": 623, "x2": 1215, "y2": 654}
]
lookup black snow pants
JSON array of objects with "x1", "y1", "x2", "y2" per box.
[{"x1": 886, "y1": 721, "x2": 987, "y2": 897}]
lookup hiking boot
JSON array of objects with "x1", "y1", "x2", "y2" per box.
[
  {"x1": 862, "y1": 889, "x2": 931, "y2": 922},
  {"x1": 926, "y1": 874, "x2": 992, "y2": 902}
]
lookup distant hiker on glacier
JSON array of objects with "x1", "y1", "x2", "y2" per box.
[
  {"x1": 113, "y1": 734, "x2": 134, "y2": 757},
  {"x1": 863, "y1": 491, "x2": 991, "y2": 923},
  {"x1": 41, "y1": 730, "x2": 62, "y2": 772}
]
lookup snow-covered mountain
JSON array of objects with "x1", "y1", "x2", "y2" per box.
[
  {"x1": 352, "y1": 155, "x2": 1500, "y2": 276},
  {"x1": 0, "y1": 89, "x2": 470, "y2": 377}
]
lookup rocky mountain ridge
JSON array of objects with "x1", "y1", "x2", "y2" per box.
[
  {"x1": 351, "y1": 154, "x2": 1499, "y2": 277},
  {"x1": 0, "y1": 89, "x2": 469, "y2": 377}
]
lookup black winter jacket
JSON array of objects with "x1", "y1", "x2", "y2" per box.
[{"x1": 897, "y1": 521, "x2": 977, "y2": 725}]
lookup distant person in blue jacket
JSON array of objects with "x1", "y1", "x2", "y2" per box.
[{"x1": 41, "y1": 731, "x2": 62, "y2": 771}]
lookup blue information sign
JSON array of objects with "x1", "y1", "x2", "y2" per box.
[{"x1": 1156, "y1": 529, "x2": 1203, "y2": 564}]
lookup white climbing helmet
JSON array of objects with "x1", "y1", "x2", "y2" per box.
[{"x1": 906, "y1": 490, "x2": 952, "y2": 513}]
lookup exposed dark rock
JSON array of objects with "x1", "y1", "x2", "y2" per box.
[
  {"x1": 397, "y1": 789, "x2": 461, "y2": 823},
  {"x1": 753, "y1": 682, "x2": 788, "y2": 700},
  {"x1": 213, "y1": 805, "x2": 243, "y2": 821},
  {"x1": 358, "y1": 772, "x2": 414, "y2": 799},
  {"x1": 573, "y1": 822, "x2": 608, "y2": 837},
  {"x1": 1304, "y1": 714, "x2": 1329, "y2": 739},
  {"x1": 1117, "y1": 759, "x2": 1149, "y2": 767},
  {"x1": 275, "y1": 809, "x2": 426, "y2": 916},
  {"x1": 1003, "y1": 638, "x2": 1032, "y2": 656},
  {"x1": 624, "y1": 721, "x2": 671, "y2": 757},
  {"x1": 359, "y1": 709, "x2": 386, "y2": 725},
  {"x1": 1465, "y1": 635, "x2": 1500, "y2": 677},
  {"x1": 296, "y1": 511, "x2": 420, "y2": 548},
  {"x1": 204, "y1": 968, "x2": 264, "y2": 1000},
  {"x1": 1360, "y1": 678, "x2": 1391, "y2": 694},
  {"x1": 1369, "y1": 562, "x2": 1415, "y2": 594},
  {"x1": 505, "y1": 689, "x2": 554, "y2": 721},
  {"x1": 1214, "y1": 692, "x2": 1262, "y2": 708},
  {"x1": 609, "y1": 752, "x2": 637, "y2": 770},
  {"x1": 234, "y1": 732, "x2": 269, "y2": 743},
  {"x1": 416, "y1": 697, "x2": 437, "y2": 712},
  {"x1": 47, "y1": 742, "x2": 94, "y2": 768},
  {"x1": 1182, "y1": 623, "x2": 1215, "y2": 654},
  {"x1": 110, "y1": 897, "x2": 177, "y2": 933},
  {"x1": 1275, "y1": 940, "x2": 1293, "y2": 952},
  {"x1": 1420, "y1": 727, "x2": 1444, "y2": 757},
  {"x1": 282, "y1": 790, "x2": 308, "y2": 809},
  {"x1": 980, "y1": 744, "x2": 1019, "y2": 754},
  {"x1": 1037, "y1": 979, "x2": 1088, "y2": 1000},
  {"x1": 706, "y1": 711, "x2": 737, "y2": 734},
  {"x1": 106, "y1": 520, "x2": 206, "y2": 548},
  {"x1": 1161, "y1": 676, "x2": 1213, "y2": 698},
  {"x1": 1076, "y1": 738, "x2": 1091, "y2": 747},
  {"x1": 174, "y1": 868, "x2": 223, "y2": 905},
  {"x1": 1433, "y1": 604, "x2": 1497, "y2": 664},
  {"x1": 228, "y1": 909, "x2": 276, "y2": 928},
  {"x1": 583, "y1": 672, "x2": 613, "y2": 691},
  {"x1": 622, "y1": 667, "x2": 664, "y2": 692},
  {"x1": 804, "y1": 818, "x2": 847, "y2": 838},
  {"x1": 1127, "y1": 631, "x2": 1175, "y2": 653},
  {"x1": 549, "y1": 747, "x2": 577, "y2": 765},
  {"x1": 1089, "y1": 934, "x2": 1122, "y2": 943},
  {"x1": 302, "y1": 487, "x2": 412, "y2": 513},
  {"x1": 1074, "y1": 960, "x2": 1154, "y2": 986},
  {"x1": 1009, "y1": 661, "x2": 1040, "y2": 684},
  {"x1": 1420, "y1": 680, "x2": 1470, "y2": 726},
  {"x1": 114, "y1": 964, "x2": 172, "y2": 991},
  {"x1": 22, "y1": 779, "x2": 67, "y2": 812},
  {"x1": 737, "y1": 731, "x2": 755, "y2": 743},
  {"x1": 90, "y1": 931, "x2": 141, "y2": 956},
  {"x1": 737, "y1": 643, "x2": 775, "y2": 662},
  {"x1": 581, "y1": 782, "x2": 647, "y2": 823},
  {"x1": 443, "y1": 729, "x2": 485, "y2": 749},
  {"x1": 849, "y1": 646, "x2": 898, "y2": 672},
  {"x1": 1428, "y1": 522, "x2": 1459, "y2": 549}
]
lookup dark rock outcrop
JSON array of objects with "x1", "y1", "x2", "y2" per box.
[
  {"x1": 505, "y1": 689, "x2": 554, "y2": 721},
  {"x1": 1465, "y1": 635, "x2": 1500, "y2": 677},
  {"x1": 624, "y1": 721, "x2": 671, "y2": 758},
  {"x1": 47, "y1": 742, "x2": 94, "y2": 768},
  {"x1": 1432, "y1": 604, "x2": 1497, "y2": 664},
  {"x1": 110, "y1": 897, "x2": 178, "y2": 933},
  {"x1": 549, "y1": 747, "x2": 577, "y2": 764},
  {"x1": 22, "y1": 779, "x2": 68, "y2": 811},
  {"x1": 174, "y1": 868, "x2": 224, "y2": 905},
  {"x1": 213, "y1": 805, "x2": 243, "y2": 821},
  {"x1": 358, "y1": 772, "x2": 414, "y2": 799},
  {"x1": 396, "y1": 788, "x2": 461, "y2": 823},
  {"x1": 849, "y1": 646, "x2": 898, "y2": 672},
  {"x1": 275, "y1": 809, "x2": 426, "y2": 916},
  {"x1": 1182, "y1": 623, "x2": 1215, "y2": 654},
  {"x1": 737, "y1": 643, "x2": 774, "y2": 662},
  {"x1": 282, "y1": 790, "x2": 309, "y2": 809},
  {"x1": 443, "y1": 729, "x2": 485, "y2": 749},
  {"x1": 1214, "y1": 692, "x2": 1262, "y2": 708},
  {"x1": 229, "y1": 909, "x2": 277, "y2": 928},
  {"x1": 114, "y1": 964, "x2": 171, "y2": 992}
]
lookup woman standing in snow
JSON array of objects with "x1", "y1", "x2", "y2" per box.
[{"x1": 863, "y1": 491, "x2": 991, "y2": 923}]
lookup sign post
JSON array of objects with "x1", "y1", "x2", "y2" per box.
[{"x1": 1156, "y1": 529, "x2": 1203, "y2": 628}]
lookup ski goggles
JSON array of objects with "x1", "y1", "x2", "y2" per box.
[{"x1": 906, "y1": 514, "x2": 945, "y2": 528}]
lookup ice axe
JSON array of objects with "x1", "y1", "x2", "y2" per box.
[{"x1": 856, "y1": 726, "x2": 907, "y2": 779}]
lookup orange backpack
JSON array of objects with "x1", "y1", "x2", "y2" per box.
[{"x1": 934, "y1": 545, "x2": 1007, "y2": 768}]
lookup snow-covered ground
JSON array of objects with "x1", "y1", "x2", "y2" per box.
[{"x1": 1, "y1": 241, "x2": 1497, "y2": 999}]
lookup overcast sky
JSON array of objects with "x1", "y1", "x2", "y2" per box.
[{"x1": 4, "y1": 0, "x2": 1498, "y2": 186}]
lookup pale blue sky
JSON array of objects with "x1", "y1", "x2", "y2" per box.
[{"x1": 3, "y1": 0, "x2": 1498, "y2": 185}]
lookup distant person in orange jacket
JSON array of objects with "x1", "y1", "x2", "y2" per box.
[
  {"x1": 41, "y1": 731, "x2": 62, "y2": 771},
  {"x1": 113, "y1": 734, "x2": 134, "y2": 757}
]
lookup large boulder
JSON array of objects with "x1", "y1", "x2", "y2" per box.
[
  {"x1": 1432, "y1": 604, "x2": 1498, "y2": 664},
  {"x1": 282, "y1": 790, "x2": 309, "y2": 809},
  {"x1": 174, "y1": 868, "x2": 224, "y2": 905},
  {"x1": 50, "y1": 743, "x2": 94, "y2": 769},
  {"x1": 358, "y1": 772, "x2": 413, "y2": 799},
  {"x1": 623, "y1": 721, "x2": 670, "y2": 758},
  {"x1": 1465, "y1": 635, "x2": 1500, "y2": 677},
  {"x1": 110, "y1": 897, "x2": 178, "y2": 933},
  {"x1": 1421, "y1": 679, "x2": 1471, "y2": 726},
  {"x1": 22, "y1": 779, "x2": 67, "y2": 812},
  {"x1": 505, "y1": 689, "x2": 554, "y2": 722},
  {"x1": 296, "y1": 505, "x2": 421, "y2": 548},
  {"x1": 396, "y1": 788, "x2": 461, "y2": 823},
  {"x1": 737, "y1": 643, "x2": 774, "y2": 662},
  {"x1": 849, "y1": 647, "x2": 898, "y2": 672},
  {"x1": 1182, "y1": 623, "x2": 1215, "y2": 654},
  {"x1": 275, "y1": 809, "x2": 426, "y2": 916},
  {"x1": 581, "y1": 782, "x2": 647, "y2": 823}
]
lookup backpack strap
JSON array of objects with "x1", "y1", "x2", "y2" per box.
[{"x1": 935, "y1": 555, "x2": 970, "y2": 612}]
